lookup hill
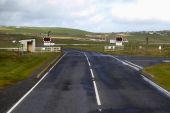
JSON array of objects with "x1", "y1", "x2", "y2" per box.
[{"x1": 0, "y1": 26, "x2": 92, "y2": 37}]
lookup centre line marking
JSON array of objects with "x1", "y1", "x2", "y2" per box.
[{"x1": 84, "y1": 53, "x2": 101, "y2": 106}]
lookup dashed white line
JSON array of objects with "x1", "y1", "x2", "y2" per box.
[
  {"x1": 93, "y1": 81, "x2": 101, "y2": 105},
  {"x1": 6, "y1": 53, "x2": 66, "y2": 113},
  {"x1": 90, "y1": 69, "x2": 95, "y2": 79},
  {"x1": 84, "y1": 53, "x2": 102, "y2": 106}
]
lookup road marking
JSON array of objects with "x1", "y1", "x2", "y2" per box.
[
  {"x1": 90, "y1": 69, "x2": 95, "y2": 78},
  {"x1": 37, "y1": 56, "x2": 63, "y2": 78},
  {"x1": 84, "y1": 53, "x2": 102, "y2": 107},
  {"x1": 141, "y1": 75, "x2": 170, "y2": 98},
  {"x1": 110, "y1": 55, "x2": 123, "y2": 63},
  {"x1": 110, "y1": 55, "x2": 170, "y2": 98},
  {"x1": 110, "y1": 56, "x2": 142, "y2": 71},
  {"x1": 6, "y1": 53, "x2": 66, "y2": 113},
  {"x1": 124, "y1": 60, "x2": 143, "y2": 69},
  {"x1": 162, "y1": 60, "x2": 170, "y2": 63}
]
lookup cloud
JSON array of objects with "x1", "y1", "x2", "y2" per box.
[
  {"x1": 0, "y1": 0, "x2": 170, "y2": 32},
  {"x1": 110, "y1": 0, "x2": 170, "y2": 23}
]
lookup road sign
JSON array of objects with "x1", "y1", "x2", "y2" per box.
[{"x1": 43, "y1": 37, "x2": 51, "y2": 42}]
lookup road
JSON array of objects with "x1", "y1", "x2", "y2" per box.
[
  {"x1": 115, "y1": 55, "x2": 170, "y2": 67},
  {"x1": 6, "y1": 49, "x2": 170, "y2": 113}
]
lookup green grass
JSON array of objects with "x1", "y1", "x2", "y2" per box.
[
  {"x1": 65, "y1": 44, "x2": 105, "y2": 53},
  {"x1": 0, "y1": 26, "x2": 92, "y2": 37},
  {"x1": 144, "y1": 63, "x2": 170, "y2": 91},
  {"x1": 0, "y1": 33, "x2": 39, "y2": 47},
  {"x1": 125, "y1": 32, "x2": 170, "y2": 43},
  {"x1": 0, "y1": 51, "x2": 61, "y2": 89},
  {"x1": 1, "y1": 26, "x2": 170, "y2": 57},
  {"x1": 64, "y1": 43, "x2": 170, "y2": 57}
]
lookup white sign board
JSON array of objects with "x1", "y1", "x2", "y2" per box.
[
  {"x1": 110, "y1": 39, "x2": 116, "y2": 44},
  {"x1": 116, "y1": 42, "x2": 123, "y2": 46},
  {"x1": 158, "y1": 45, "x2": 162, "y2": 50},
  {"x1": 116, "y1": 37, "x2": 123, "y2": 46}
]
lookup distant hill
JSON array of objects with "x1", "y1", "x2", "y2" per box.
[{"x1": 0, "y1": 26, "x2": 93, "y2": 37}]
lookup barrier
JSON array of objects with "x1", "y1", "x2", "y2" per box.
[{"x1": 36, "y1": 47, "x2": 61, "y2": 52}]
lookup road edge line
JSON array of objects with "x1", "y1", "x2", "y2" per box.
[
  {"x1": 141, "y1": 74, "x2": 170, "y2": 98},
  {"x1": 110, "y1": 55, "x2": 170, "y2": 98},
  {"x1": 110, "y1": 56, "x2": 141, "y2": 71},
  {"x1": 6, "y1": 53, "x2": 66, "y2": 113},
  {"x1": 124, "y1": 60, "x2": 143, "y2": 69},
  {"x1": 36, "y1": 54, "x2": 63, "y2": 78}
]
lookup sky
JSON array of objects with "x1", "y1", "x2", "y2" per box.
[{"x1": 1, "y1": 0, "x2": 170, "y2": 32}]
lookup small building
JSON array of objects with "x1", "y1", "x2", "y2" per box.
[{"x1": 19, "y1": 39, "x2": 36, "y2": 52}]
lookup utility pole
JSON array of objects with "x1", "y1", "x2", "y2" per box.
[
  {"x1": 47, "y1": 31, "x2": 51, "y2": 37},
  {"x1": 146, "y1": 37, "x2": 149, "y2": 46}
]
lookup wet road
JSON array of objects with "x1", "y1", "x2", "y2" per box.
[{"x1": 6, "y1": 50, "x2": 170, "y2": 113}]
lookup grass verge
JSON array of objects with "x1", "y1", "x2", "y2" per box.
[
  {"x1": 0, "y1": 51, "x2": 61, "y2": 89},
  {"x1": 65, "y1": 44, "x2": 170, "y2": 57},
  {"x1": 144, "y1": 63, "x2": 170, "y2": 91}
]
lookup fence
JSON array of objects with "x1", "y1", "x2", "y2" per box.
[{"x1": 36, "y1": 47, "x2": 61, "y2": 52}]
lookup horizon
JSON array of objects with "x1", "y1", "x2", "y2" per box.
[{"x1": 1, "y1": 25, "x2": 170, "y2": 33}]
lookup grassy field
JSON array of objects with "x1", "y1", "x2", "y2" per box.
[
  {"x1": 0, "y1": 26, "x2": 92, "y2": 37},
  {"x1": 0, "y1": 26, "x2": 170, "y2": 92},
  {"x1": 0, "y1": 51, "x2": 61, "y2": 89},
  {"x1": 144, "y1": 63, "x2": 170, "y2": 91},
  {"x1": 65, "y1": 43, "x2": 170, "y2": 57},
  {"x1": 0, "y1": 33, "x2": 41, "y2": 47}
]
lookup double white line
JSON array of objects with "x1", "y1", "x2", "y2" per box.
[
  {"x1": 111, "y1": 55, "x2": 170, "y2": 99},
  {"x1": 84, "y1": 53, "x2": 102, "y2": 111}
]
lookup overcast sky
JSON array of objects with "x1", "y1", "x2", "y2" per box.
[{"x1": 1, "y1": 0, "x2": 170, "y2": 32}]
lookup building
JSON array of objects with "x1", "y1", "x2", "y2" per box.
[{"x1": 19, "y1": 39, "x2": 36, "y2": 52}]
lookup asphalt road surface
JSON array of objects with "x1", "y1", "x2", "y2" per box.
[
  {"x1": 6, "y1": 50, "x2": 170, "y2": 113},
  {"x1": 115, "y1": 55, "x2": 170, "y2": 67}
]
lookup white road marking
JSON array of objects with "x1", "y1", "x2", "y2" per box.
[
  {"x1": 90, "y1": 69, "x2": 95, "y2": 78},
  {"x1": 162, "y1": 60, "x2": 170, "y2": 63},
  {"x1": 110, "y1": 56, "x2": 141, "y2": 71},
  {"x1": 141, "y1": 75, "x2": 170, "y2": 98},
  {"x1": 110, "y1": 55, "x2": 170, "y2": 98},
  {"x1": 84, "y1": 53, "x2": 102, "y2": 106},
  {"x1": 124, "y1": 60, "x2": 143, "y2": 69},
  {"x1": 93, "y1": 81, "x2": 101, "y2": 105},
  {"x1": 6, "y1": 53, "x2": 66, "y2": 113},
  {"x1": 110, "y1": 55, "x2": 123, "y2": 63},
  {"x1": 123, "y1": 61, "x2": 140, "y2": 71}
]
